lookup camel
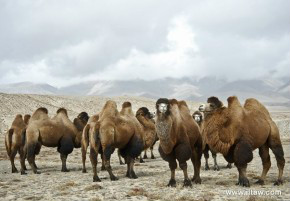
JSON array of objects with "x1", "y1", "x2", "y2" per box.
[
  {"x1": 24, "y1": 108, "x2": 88, "y2": 174},
  {"x1": 5, "y1": 114, "x2": 31, "y2": 173},
  {"x1": 199, "y1": 96, "x2": 285, "y2": 187},
  {"x1": 192, "y1": 111, "x2": 232, "y2": 170},
  {"x1": 88, "y1": 101, "x2": 144, "y2": 182},
  {"x1": 155, "y1": 98, "x2": 202, "y2": 187},
  {"x1": 81, "y1": 114, "x2": 125, "y2": 173},
  {"x1": 135, "y1": 107, "x2": 157, "y2": 163}
]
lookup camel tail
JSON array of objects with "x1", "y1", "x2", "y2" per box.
[
  {"x1": 21, "y1": 129, "x2": 26, "y2": 147},
  {"x1": 6, "y1": 129, "x2": 14, "y2": 156},
  {"x1": 90, "y1": 122, "x2": 101, "y2": 153}
]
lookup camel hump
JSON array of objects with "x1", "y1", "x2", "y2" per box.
[
  {"x1": 57, "y1": 108, "x2": 68, "y2": 116},
  {"x1": 169, "y1": 99, "x2": 178, "y2": 105},
  {"x1": 24, "y1": 114, "x2": 31, "y2": 125},
  {"x1": 136, "y1": 107, "x2": 150, "y2": 116},
  {"x1": 244, "y1": 98, "x2": 270, "y2": 116},
  {"x1": 35, "y1": 107, "x2": 48, "y2": 114},
  {"x1": 77, "y1": 112, "x2": 89, "y2": 123},
  {"x1": 178, "y1": 100, "x2": 188, "y2": 107},
  {"x1": 122, "y1": 102, "x2": 132, "y2": 108},
  {"x1": 12, "y1": 114, "x2": 25, "y2": 126},
  {"x1": 227, "y1": 96, "x2": 242, "y2": 108}
]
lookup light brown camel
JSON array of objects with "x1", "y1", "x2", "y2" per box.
[
  {"x1": 192, "y1": 111, "x2": 232, "y2": 170},
  {"x1": 88, "y1": 100, "x2": 144, "y2": 182},
  {"x1": 199, "y1": 96, "x2": 285, "y2": 187},
  {"x1": 135, "y1": 107, "x2": 157, "y2": 163},
  {"x1": 156, "y1": 98, "x2": 202, "y2": 187},
  {"x1": 5, "y1": 114, "x2": 31, "y2": 173},
  {"x1": 24, "y1": 108, "x2": 88, "y2": 174}
]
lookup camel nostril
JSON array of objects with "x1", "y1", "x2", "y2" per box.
[{"x1": 199, "y1": 104, "x2": 205, "y2": 111}]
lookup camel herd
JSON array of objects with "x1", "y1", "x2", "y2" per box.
[{"x1": 4, "y1": 96, "x2": 285, "y2": 188}]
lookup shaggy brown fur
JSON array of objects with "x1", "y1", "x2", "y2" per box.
[
  {"x1": 200, "y1": 96, "x2": 285, "y2": 186},
  {"x1": 136, "y1": 107, "x2": 157, "y2": 162},
  {"x1": 88, "y1": 100, "x2": 144, "y2": 182},
  {"x1": 5, "y1": 114, "x2": 31, "y2": 173},
  {"x1": 192, "y1": 111, "x2": 232, "y2": 170},
  {"x1": 156, "y1": 98, "x2": 202, "y2": 187},
  {"x1": 24, "y1": 108, "x2": 88, "y2": 174}
]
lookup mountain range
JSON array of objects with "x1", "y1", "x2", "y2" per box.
[{"x1": 0, "y1": 77, "x2": 289, "y2": 107}]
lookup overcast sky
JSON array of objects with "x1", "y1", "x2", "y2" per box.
[{"x1": 0, "y1": 0, "x2": 289, "y2": 87}]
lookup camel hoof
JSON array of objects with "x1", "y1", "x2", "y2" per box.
[
  {"x1": 213, "y1": 165, "x2": 220, "y2": 171},
  {"x1": 21, "y1": 171, "x2": 27, "y2": 175},
  {"x1": 82, "y1": 169, "x2": 87, "y2": 173},
  {"x1": 110, "y1": 175, "x2": 119, "y2": 181},
  {"x1": 226, "y1": 164, "x2": 232, "y2": 169},
  {"x1": 61, "y1": 168, "x2": 70, "y2": 172},
  {"x1": 139, "y1": 159, "x2": 145, "y2": 163},
  {"x1": 143, "y1": 155, "x2": 148, "y2": 159},
  {"x1": 255, "y1": 179, "x2": 265, "y2": 185},
  {"x1": 183, "y1": 179, "x2": 192, "y2": 187},
  {"x1": 236, "y1": 178, "x2": 250, "y2": 187},
  {"x1": 130, "y1": 171, "x2": 138, "y2": 179},
  {"x1": 274, "y1": 179, "x2": 283, "y2": 186},
  {"x1": 151, "y1": 155, "x2": 155, "y2": 159},
  {"x1": 24, "y1": 166, "x2": 27, "y2": 171},
  {"x1": 93, "y1": 176, "x2": 101, "y2": 182},
  {"x1": 204, "y1": 165, "x2": 209, "y2": 171},
  {"x1": 12, "y1": 169, "x2": 19, "y2": 173},
  {"x1": 192, "y1": 177, "x2": 201, "y2": 184},
  {"x1": 167, "y1": 179, "x2": 176, "y2": 187}
]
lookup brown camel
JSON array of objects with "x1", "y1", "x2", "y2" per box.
[
  {"x1": 156, "y1": 98, "x2": 202, "y2": 187},
  {"x1": 135, "y1": 107, "x2": 157, "y2": 163},
  {"x1": 5, "y1": 114, "x2": 31, "y2": 173},
  {"x1": 88, "y1": 100, "x2": 144, "y2": 182},
  {"x1": 192, "y1": 111, "x2": 232, "y2": 170},
  {"x1": 81, "y1": 114, "x2": 124, "y2": 173},
  {"x1": 199, "y1": 96, "x2": 285, "y2": 187},
  {"x1": 24, "y1": 108, "x2": 88, "y2": 174}
]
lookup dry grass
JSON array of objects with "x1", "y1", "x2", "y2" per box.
[{"x1": 84, "y1": 184, "x2": 103, "y2": 191}]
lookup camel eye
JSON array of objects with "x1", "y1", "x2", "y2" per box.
[
  {"x1": 209, "y1": 103, "x2": 215, "y2": 108},
  {"x1": 159, "y1": 103, "x2": 168, "y2": 113}
]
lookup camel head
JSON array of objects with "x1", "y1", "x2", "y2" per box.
[
  {"x1": 156, "y1": 98, "x2": 170, "y2": 116},
  {"x1": 199, "y1": 96, "x2": 223, "y2": 113},
  {"x1": 136, "y1": 107, "x2": 154, "y2": 119},
  {"x1": 192, "y1": 111, "x2": 203, "y2": 124},
  {"x1": 77, "y1": 112, "x2": 89, "y2": 124}
]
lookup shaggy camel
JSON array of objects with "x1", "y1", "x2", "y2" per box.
[
  {"x1": 156, "y1": 98, "x2": 202, "y2": 187},
  {"x1": 88, "y1": 101, "x2": 144, "y2": 182},
  {"x1": 24, "y1": 108, "x2": 88, "y2": 174},
  {"x1": 192, "y1": 111, "x2": 232, "y2": 170},
  {"x1": 5, "y1": 114, "x2": 31, "y2": 173},
  {"x1": 135, "y1": 107, "x2": 157, "y2": 163},
  {"x1": 199, "y1": 96, "x2": 285, "y2": 187},
  {"x1": 81, "y1": 114, "x2": 124, "y2": 173}
]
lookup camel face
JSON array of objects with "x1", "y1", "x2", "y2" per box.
[
  {"x1": 158, "y1": 103, "x2": 168, "y2": 114},
  {"x1": 193, "y1": 114, "x2": 201, "y2": 123}
]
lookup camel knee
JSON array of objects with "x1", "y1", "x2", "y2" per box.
[
  {"x1": 104, "y1": 145, "x2": 114, "y2": 160},
  {"x1": 271, "y1": 145, "x2": 284, "y2": 161}
]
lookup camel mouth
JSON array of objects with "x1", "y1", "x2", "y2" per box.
[
  {"x1": 193, "y1": 115, "x2": 201, "y2": 122},
  {"x1": 149, "y1": 112, "x2": 155, "y2": 119},
  {"x1": 158, "y1": 103, "x2": 168, "y2": 114}
]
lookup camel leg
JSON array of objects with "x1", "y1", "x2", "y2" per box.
[
  {"x1": 236, "y1": 165, "x2": 250, "y2": 187},
  {"x1": 180, "y1": 162, "x2": 192, "y2": 187},
  {"x1": 203, "y1": 145, "x2": 210, "y2": 170},
  {"x1": 150, "y1": 146, "x2": 155, "y2": 159},
  {"x1": 34, "y1": 143, "x2": 41, "y2": 169},
  {"x1": 143, "y1": 149, "x2": 148, "y2": 159},
  {"x1": 167, "y1": 159, "x2": 177, "y2": 187},
  {"x1": 81, "y1": 144, "x2": 88, "y2": 173},
  {"x1": 90, "y1": 147, "x2": 101, "y2": 182},
  {"x1": 100, "y1": 154, "x2": 106, "y2": 171},
  {"x1": 255, "y1": 144, "x2": 271, "y2": 185},
  {"x1": 10, "y1": 148, "x2": 18, "y2": 173},
  {"x1": 118, "y1": 149, "x2": 124, "y2": 165},
  {"x1": 126, "y1": 156, "x2": 138, "y2": 179},
  {"x1": 191, "y1": 149, "x2": 202, "y2": 184},
  {"x1": 60, "y1": 153, "x2": 70, "y2": 172},
  {"x1": 103, "y1": 146, "x2": 118, "y2": 181},
  {"x1": 27, "y1": 143, "x2": 40, "y2": 174},
  {"x1": 19, "y1": 147, "x2": 27, "y2": 175},
  {"x1": 139, "y1": 153, "x2": 145, "y2": 163},
  {"x1": 269, "y1": 144, "x2": 285, "y2": 185},
  {"x1": 212, "y1": 151, "x2": 220, "y2": 171}
]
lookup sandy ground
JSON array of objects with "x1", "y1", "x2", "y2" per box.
[{"x1": 0, "y1": 93, "x2": 289, "y2": 201}]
